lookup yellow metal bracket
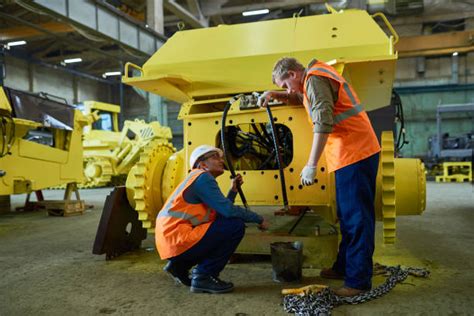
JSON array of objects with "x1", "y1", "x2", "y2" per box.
[
  {"x1": 372, "y1": 12, "x2": 399, "y2": 45},
  {"x1": 124, "y1": 62, "x2": 143, "y2": 79},
  {"x1": 123, "y1": 62, "x2": 192, "y2": 103}
]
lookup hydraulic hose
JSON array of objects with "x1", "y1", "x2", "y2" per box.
[
  {"x1": 221, "y1": 95, "x2": 249, "y2": 209},
  {"x1": 265, "y1": 105, "x2": 289, "y2": 212}
]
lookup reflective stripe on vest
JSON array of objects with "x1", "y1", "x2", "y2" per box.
[
  {"x1": 157, "y1": 170, "x2": 211, "y2": 227},
  {"x1": 306, "y1": 66, "x2": 364, "y2": 124}
]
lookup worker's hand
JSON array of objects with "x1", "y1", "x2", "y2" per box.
[
  {"x1": 300, "y1": 165, "x2": 317, "y2": 186},
  {"x1": 258, "y1": 218, "x2": 270, "y2": 231},
  {"x1": 230, "y1": 174, "x2": 244, "y2": 192},
  {"x1": 257, "y1": 91, "x2": 273, "y2": 108}
]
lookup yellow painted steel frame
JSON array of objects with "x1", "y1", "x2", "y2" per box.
[
  {"x1": 181, "y1": 98, "x2": 337, "y2": 223},
  {"x1": 123, "y1": 9, "x2": 397, "y2": 112},
  {"x1": 0, "y1": 88, "x2": 87, "y2": 195}
]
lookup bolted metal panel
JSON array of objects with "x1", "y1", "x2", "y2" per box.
[
  {"x1": 119, "y1": 20, "x2": 138, "y2": 49},
  {"x1": 139, "y1": 30, "x2": 156, "y2": 56},
  {"x1": 98, "y1": 7, "x2": 119, "y2": 40},
  {"x1": 69, "y1": 1, "x2": 97, "y2": 29},
  {"x1": 34, "y1": 0, "x2": 67, "y2": 15}
]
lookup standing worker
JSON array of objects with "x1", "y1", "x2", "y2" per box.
[
  {"x1": 259, "y1": 57, "x2": 380, "y2": 297},
  {"x1": 155, "y1": 145, "x2": 269, "y2": 294}
]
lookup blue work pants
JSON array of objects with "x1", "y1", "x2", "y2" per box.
[
  {"x1": 332, "y1": 153, "x2": 379, "y2": 290},
  {"x1": 168, "y1": 216, "x2": 245, "y2": 277}
]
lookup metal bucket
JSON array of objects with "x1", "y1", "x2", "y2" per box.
[{"x1": 270, "y1": 241, "x2": 303, "y2": 282}]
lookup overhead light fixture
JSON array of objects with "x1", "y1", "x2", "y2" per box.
[
  {"x1": 452, "y1": 52, "x2": 459, "y2": 56},
  {"x1": 63, "y1": 58, "x2": 82, "y2": 64},
  {"x1": 102, "y1": 71, "x2": 122, "y2": 78},
  {"x1": 242, "y1": 9, "x2": 269, "y2": 16},
  {"x1": 7, "y1": 40, "x2": 26, "y2": 47}
]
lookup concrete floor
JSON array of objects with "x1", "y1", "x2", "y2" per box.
[{"x1": 0, "y1": 182, "x2": 473, "y2": 315}]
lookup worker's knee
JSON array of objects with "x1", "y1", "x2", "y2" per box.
[{"x1": 216, "y1": 217, "x2": 245, "y2": 238}]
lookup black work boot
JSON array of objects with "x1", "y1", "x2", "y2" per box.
[
  {"x1": 190, "y1": 270, "x2": 234, "y2": 294},
  {"x1": 163, "y1": 261, "x2": 191, "y2": 286}
]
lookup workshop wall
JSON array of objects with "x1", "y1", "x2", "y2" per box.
[{"x1": 4, "y1": 55, "x2": 110, "y2": 105}]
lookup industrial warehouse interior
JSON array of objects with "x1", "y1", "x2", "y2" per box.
[{"x1": 0, "y1": 0, "x2": 473, "y2": 315}]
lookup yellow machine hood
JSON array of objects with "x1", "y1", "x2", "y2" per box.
[{"x1": 123, "y1": 9, "x2": 398, "y2": 110}]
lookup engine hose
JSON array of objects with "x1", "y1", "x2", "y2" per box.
[
  {"x1": 221, "y1": 95, "x2": 249, "y2": 209},
  {"x1": 265, "y1": 106, "x2": 289, "y2": 212}
]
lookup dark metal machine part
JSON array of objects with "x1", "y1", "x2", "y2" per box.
[{"x1": 93, "y1": 186, "x2": 147, "y2": 260}]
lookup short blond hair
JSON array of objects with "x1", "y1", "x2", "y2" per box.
[{"x1": 272, "y1": 57, "x2": 305, "y2": 84}]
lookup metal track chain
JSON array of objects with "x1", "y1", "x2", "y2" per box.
[{"x1": 283, "y1": 264, "x2": 430, "y2": 316}]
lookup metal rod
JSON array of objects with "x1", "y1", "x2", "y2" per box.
[
  {"x1": 221, "y1": 96, "x2": 249, "y2": 209},
  {"x1": 288, "y1": 208, "x2": 308, "y2": 235}
]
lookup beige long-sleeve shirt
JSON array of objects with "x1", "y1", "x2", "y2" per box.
[{"x1": 304, "y1": 59, "x2": 339, "y2": 134}]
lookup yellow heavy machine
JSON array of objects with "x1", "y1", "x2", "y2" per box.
[
  {"x1": 79, "y1": 101, "x2": 173, "y2": 187},
  {"x1": 0, "y1": 86, "x2": 88, "y2": 215},
  {"x1": 94, "y1": 7, "x2": 426, "y2": 264}
]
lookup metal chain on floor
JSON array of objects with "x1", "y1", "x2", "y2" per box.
[{"x1": 283, "y1": 263, "x2": 430, "y2": 316}]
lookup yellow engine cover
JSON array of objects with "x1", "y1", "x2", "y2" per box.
[{"x1": 123, "y1": 9, "x2": 397, "y2": 112}]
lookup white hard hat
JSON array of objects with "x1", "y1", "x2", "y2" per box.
[{"x1": 189, "y1": 145, "x2": 223, "y2": 169}]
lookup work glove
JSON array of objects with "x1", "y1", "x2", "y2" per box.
[{"x1": 300, "y1": 165, "x2": 317, "y2": 186}]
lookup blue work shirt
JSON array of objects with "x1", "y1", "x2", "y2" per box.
[{"x1": 183, "y1": 172, "x2": 263, "y2": 224}]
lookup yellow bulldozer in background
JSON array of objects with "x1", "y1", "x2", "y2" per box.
[
  {"x1": 0, "y1": 86, "x2": 89, "y2": 214},
  {"x1": 78, "y1": 100, "x2": 174, "y2": 188},
  {"x1": 94, "y1": 6, "x2": 426, "y2": 265}
]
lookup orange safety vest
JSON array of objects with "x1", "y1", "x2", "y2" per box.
[
  {"x1": 155, "y1": 169, "x2": 217, "y2": 259},
  {"x1": 303, "y1": 61, "x2": 381, "y2": 172}
]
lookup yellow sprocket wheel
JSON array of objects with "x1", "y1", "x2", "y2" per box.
[
  {"x1": 380, "y1": 131, "x2": 396, "y2": 244},
  {"x1": 161, "y1": 149, "x2": 186, "y2": 203},
  {"x1": 126, "y1": 140, "x2": 175, "y2": 233},
  {"x1": 81, "y1": 158, "x2": 113, "y2": 188}
]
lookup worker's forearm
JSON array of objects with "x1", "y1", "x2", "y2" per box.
[
  {"x1": 270, "y1": 91, "x2": 289, "y2": 103},
  {"x1": 307, "y1": 133, "x2": 329, "y2": 167},
  {"x1": 270, "y1": 91, "x2": 302, "y2": 105}
]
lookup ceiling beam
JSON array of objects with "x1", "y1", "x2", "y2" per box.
[
  {"x1": 164, "y1": 0, "x2": 209, "y2": 28},
  {"x1": 258, "y1": 9, "x2": 283, "y2": 21},
  {"x1": 201, "y1": 0, "x2": 325, "y2": 17},
  {"x1": 39, "y1": 50, "x2": 106, "y2": 63},
  {"x1": 4, "y1": 48, "x2": 115, "y2": 84},
  {"x1": 396, "y1": 30, "x2": 474, "y2": 57},
  {"x1": 0, "y1": 22, "x2": 74, "y2": 41},
  {"x1": 389, "y1": 11, "x2": 474, "y2": 26},
  {"x1": 0, "y1": 11, "x2": 142, "y2": 65},
  {"x1": 186, "y1": 0, "x2": 203, "y2": 17}
]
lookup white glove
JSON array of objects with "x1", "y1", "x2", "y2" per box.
[{"x1": 300, "y1": 165, "x2": 317, "y2": 186}]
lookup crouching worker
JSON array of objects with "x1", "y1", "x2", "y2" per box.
[{"x1": 155, "y1": 145, "x2": 269, "y2": 294}]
